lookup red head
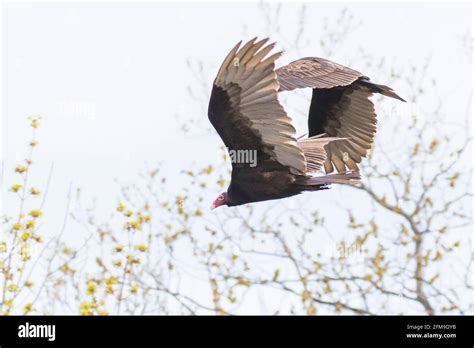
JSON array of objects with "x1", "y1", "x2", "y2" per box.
[{"x1": 211, "y1": 192, "x2": 228, "y2": 210}]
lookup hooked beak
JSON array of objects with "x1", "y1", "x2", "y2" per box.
[{"x1": 210, "y1": 204, "x2": 216, "y2": 210}]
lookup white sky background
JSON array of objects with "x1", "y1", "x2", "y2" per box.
[
  {"x1": 1, "y1": 1, "x2": 472, "y2": 314},
  {"x1": 2, "y1": 1, "x2": 471, "y2": 214}
]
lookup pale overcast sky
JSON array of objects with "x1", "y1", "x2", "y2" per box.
[
  {"x1": 2, "y1": 2, "x2": 470, "y2": 203},
  {"x1": 1, "y1": 1, "x2": 472, "y2": 314}
]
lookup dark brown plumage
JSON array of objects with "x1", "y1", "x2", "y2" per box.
[{"x1": 208, "y1": 38, "x2": 404, "y2": 209}]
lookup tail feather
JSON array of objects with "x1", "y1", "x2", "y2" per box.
[
  {"x1": 298, "y1": 134, "x2": 347, "y2": 173},
  {"x1": 297, "y1": 171, "x2": 361, "y2": 190}
]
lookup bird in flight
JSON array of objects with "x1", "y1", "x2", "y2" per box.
[{"x1": 209, "y1": 37, "x2": 404, "y2": 209}]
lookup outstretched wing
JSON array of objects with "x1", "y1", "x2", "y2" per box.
[
  {"x1": 276, "y1": 57, "x2": 363, "y2": 92},
  {"x1": 307, "y1": 84, "x2": 377, "y2": 173},
  {"x1": 276, "y1": 57, "x2": 404, "y2": 173},
  {"x1": 208, "y1": 38, "x2": 307, "y2": 175}
]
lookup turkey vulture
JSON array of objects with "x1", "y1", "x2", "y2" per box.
[{"x1": 209, "y1": 38, "x2": 404, "y2": 209}]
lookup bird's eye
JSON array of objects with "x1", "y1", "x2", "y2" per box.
[{"x1": 218, "y1": 195, "x2": 224, "y2": 201}]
